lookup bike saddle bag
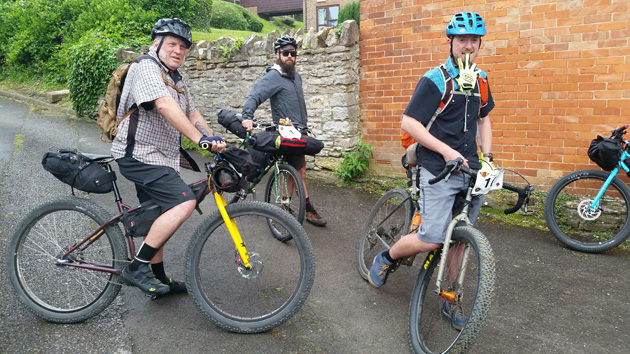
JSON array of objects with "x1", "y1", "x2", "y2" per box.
[{"x1": 42, "y1": 149, "x2": 116, "y2": 194}]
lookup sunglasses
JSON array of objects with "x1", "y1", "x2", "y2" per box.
[{"x1": 281, "y1": 50, "x2": 297, "y2": 57}]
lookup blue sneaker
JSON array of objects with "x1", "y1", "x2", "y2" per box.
[
  {"x1": 368, "y1": 250, "x2": 393, "y2": 288},
  {"x1": 442, "y1": 301, "x2": 469, "y2": 330}
]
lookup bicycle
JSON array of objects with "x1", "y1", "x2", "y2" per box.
[
  {"x1": 545, "y1": 125, "x2": 630, "y2": 253},
  {"x1": 358, "y1": 158, "x2": 532, "y2": 354},
  {"x1": 222, "y1": 120, "x2": 312, "y2": 241},
  {"x1": 7, "y1": 149, "x2": 316, "y2": 333}
]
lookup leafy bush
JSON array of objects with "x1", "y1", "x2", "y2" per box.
[
  {"x1": 241, "y1": 7, "x2": 263, "y2": 32},
  {"x1": 67, "y1": 31, "x2": 123, "y2": 116},
  {"x1": 210, "y1": 1, "x2": 262, "y2": 32},
  {"x1": 335, "y1": 137, "x2": 373, "y2": 183},
  {"x1": 210, "y1": 1, "x2": 249, "y2": 31},
  {"x1": 338, "y1": 1, "x2": 360, "y2": 28},
  {"x1": 190, "y1": 0, "x2": 214, "y2": 31}
]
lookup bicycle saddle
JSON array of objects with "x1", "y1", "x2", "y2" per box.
[{"x1": 81, "y1": 153, "x2": 114, "y2": 162}]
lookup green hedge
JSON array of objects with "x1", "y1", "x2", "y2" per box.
[
  {"x1": 339, "y1": 1, "x2": 360, "y2": 28},
  {"x1": 210, "y1": 1, "x2": 262, "y2": 32}
]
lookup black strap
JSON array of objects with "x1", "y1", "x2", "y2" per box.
[{"x1": 179, "y1": 147, "x2": 200, "y2": 172}]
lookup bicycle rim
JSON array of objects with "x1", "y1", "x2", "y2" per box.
[
  {"x1": 409, "y1": 227, "x2": 495, "y2": 354},
  {"x1": 264, "y1": 163, "x2": 306, "y2": 242},
  {"x1": 185, "y1": 201, "x2": 315, "y2": 333},
  {"x1": 7, "y1": 197, "x2": 126, "y2": 323},
  {"x1": 544, "y1": 170, "x2": 630, "y2": 253},
  {"x1": 358, "y1": 188, "x2": 414, "y2": 280}
]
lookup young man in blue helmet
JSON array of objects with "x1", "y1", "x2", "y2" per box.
[
  {"x1": 112, "y1": 18, "x2": 226, "y2": 297},
  {"x1": 367, "y1": 12, "x2": 495, "y2": 330}
]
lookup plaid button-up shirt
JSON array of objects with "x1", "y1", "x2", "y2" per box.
[{"x1": 111, "y1": 49, "x2": 195, "y2": 172}]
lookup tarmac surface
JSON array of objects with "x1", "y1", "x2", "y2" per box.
[{"x1": 0, "y1": 94, "x2": 629, "y2": 353}]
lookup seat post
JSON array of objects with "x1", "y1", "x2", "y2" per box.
[{"x1": 104, "y1": 164, "x2": 122, "y2": 202}]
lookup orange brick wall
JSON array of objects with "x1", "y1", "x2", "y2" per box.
[{"x1": 359, "y1": 0, "x2": 630, "y2": 190}]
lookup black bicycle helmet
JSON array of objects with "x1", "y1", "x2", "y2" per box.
[
  {"x1": 274, "y1": 35, "x2": 297, "y2": 53},
  {"x1": 212, "y1": 163, "x2": 242, "y2": 193},
  {"x1": 151, "y1": 18, "x2": 193, "y2": 48}
]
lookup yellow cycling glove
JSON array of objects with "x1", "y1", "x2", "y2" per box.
[{"x1": 455, "y1": 53, "x2": 481, "y2": 92}]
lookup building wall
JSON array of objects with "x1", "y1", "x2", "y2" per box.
[
  {"x1": 238, "y1": 0, "x2": 303, "y2": 15},
  {"x1": 304, "y1": 0, "x2": 355, "y2": 31},
  {"x1": 360, "y1": 0, "x2": 630, "y2": 190}
]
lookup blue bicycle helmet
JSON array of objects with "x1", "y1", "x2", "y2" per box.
[{"x1": 446, "y1": 12, "x2": 486, "y2": 36}]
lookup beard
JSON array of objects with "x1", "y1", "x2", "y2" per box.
[{"x1": 276, "y1": 58, "x2": 296, "y2": 78}]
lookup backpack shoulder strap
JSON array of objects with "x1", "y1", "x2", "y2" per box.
[
  {"x1": 133, "y1": 55, "x2": 184, "y2": 94},
  {"x1": 426, "y1": 65, "x2": 453, "y2": 131}
]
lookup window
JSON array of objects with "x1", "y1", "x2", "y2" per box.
[{"x1": 317, "y1": 5, "x2": 339, "y2": 31}]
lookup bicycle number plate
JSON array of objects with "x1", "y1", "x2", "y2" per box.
[
  {"x1": 472, "y1": 169, "x2": 504, "y2": 195},
  {"x1": 278, "y1": 124, "x2": 302, "y2": 139}
]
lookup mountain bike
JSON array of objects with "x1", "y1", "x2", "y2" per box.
[
  {"x1": 545, "y1": 125, "x2": 630, "y2": 253},
  {"x1": 7, "y1": 150, "x2": 315, "y2": 333},
  {"x1": 358, "y1": 159, "x2": 532, "y2": 354},
  {"x1": 222, "y1": 120, "x2": 313, "y2": 241}
]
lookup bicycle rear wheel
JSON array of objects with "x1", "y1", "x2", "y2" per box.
[
  {"x1": 358, "y1": 188, "x2": 414, "y2": 280},
  {"x1": 6, "y1": 197, "x2": 127, "y2": 323},
  {"x1": 185, "y1": 201, "x2": 315, "y2": 333},
  {"x1": 409, "y1": 226, "x2": 495, "y2": 354},
  {"x1": 544, "y1": 169, "x2": 630, "y2": 253},
  {"x1": 264, "y1": 163, "x2": 306, "y2": 242}
]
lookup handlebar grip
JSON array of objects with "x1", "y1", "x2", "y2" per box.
[
  {"x1": 502, "y1": 183, "x2": 527, "y2": 214},
  {"x1": 200, "y1": 142, "x2": 210, "y2": 150},
  {"x1": 428, "y1": 167, "x2": 452, "y2": 185}
]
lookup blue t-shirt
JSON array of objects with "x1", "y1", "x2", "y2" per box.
[{"x1": 403, "y1": 57, "x2": 495, "y2": 176}]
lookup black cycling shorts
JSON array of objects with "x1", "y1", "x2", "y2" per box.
[{"x1": 116, "y1": 157, "x2": 195, "y2": 212}]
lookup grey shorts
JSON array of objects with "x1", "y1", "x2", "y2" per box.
[{"x1": 416, "y1": 166, "x2": 483, "y2": 244}]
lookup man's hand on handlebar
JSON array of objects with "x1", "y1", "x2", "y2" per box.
[
  {"x1": 242, "y1": 119, "x2": 255, "y2": 132},
  {"x1": 198, "y1": 136, "x2": 227, "y2": 153},
  {"x1": 442, "y1": 148, "x2": 469, "y2": 168}
]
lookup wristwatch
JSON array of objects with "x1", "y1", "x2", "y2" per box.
[{"x1": 484, "y1": 153, "x2": 494, "y2": 162}]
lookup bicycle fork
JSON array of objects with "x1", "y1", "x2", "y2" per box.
[
  {"x1": 214, "y1": 192, "x2": 252, "y2": 271},
  {"x1": 434, "y1": 213, "x2": 472, "y2": 304}
]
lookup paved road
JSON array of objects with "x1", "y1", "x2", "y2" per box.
[{"x1": 0, "y1": 95, "x2": 629, "y2": 353}]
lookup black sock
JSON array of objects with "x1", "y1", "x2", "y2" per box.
[
  {"x1": 151, "y1": 262, "x2": 168, "y2": 284},
  {"x1": 383, "y1": 250, "x2": 395, "y2": 263},
  {"x1": 128, "y1": 243, "x2": 159, "y2": 271},
  {"x1": 305, "y1": 197, "x2": 315, "y2": 212}
]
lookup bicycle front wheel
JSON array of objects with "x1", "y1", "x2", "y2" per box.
[
  {"x1": 6, "y1": 196, "x2": 127, "y2": 323},
  {"x1": 185, "y1": 201, "x2": 315, "y2": 333},
  {"x1": 264, "y1": 163, "x2": 306, "y2": 242},
  {"x1": 358, "y1": 188, "x2": 414, "y2": 280},
  {"x1": 409, "y1": 226, "x2": 495, "y2": 354},
  {"x1": 544, "y1": 169, "x2": 630, "y2": 253}
]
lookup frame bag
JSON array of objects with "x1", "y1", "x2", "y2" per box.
[
  {"x1": 42, "y1": 149, "x2": 115, "y2": 194},
  {"x1": 588, "y1": 135, "x2": 622, "y2": 171}
]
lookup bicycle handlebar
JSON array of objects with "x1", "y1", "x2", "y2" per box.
[{"x1": 428, "y1": 158, "x2": 534, "y2": 215}]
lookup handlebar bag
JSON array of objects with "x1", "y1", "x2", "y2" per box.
[
  {"x1": 248, "y1": 131, "x2": 324, "y2": 155},
  {"x1": 221, "y1": 145, "x2": 254, "y2": 175},
  {"x1": 42, "y1": 149, "x2": 115, "y2": 194},
  {"x1": 588, "y1": 135, "x2": 622, "y2": 171},
  {"x1": 217, "y1": 109, "x2": 248, "y2": 139}
]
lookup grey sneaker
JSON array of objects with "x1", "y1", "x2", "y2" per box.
[{"x1": 122, "y1": 263, "x2": 170, "y2": 296}]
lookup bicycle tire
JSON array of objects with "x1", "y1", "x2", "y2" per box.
[
  {"x1": 264, "y1": 163, "x2": 306, "y2": 242},
  {"x1": 185, "y1": 201, "x2": 315, "y2": 333},
  {"x1": 358, "y1": 188, "x2": 414, "y2": 280},
  {"x1": 544, "y1": 169, "x2": 630, "y2": 253},
  {"x1": 408, "y1": 226, "x2": 495, "y2": 354},
  {"x1": 6, "y1": 196, "x2": 127, "y2": 323}
]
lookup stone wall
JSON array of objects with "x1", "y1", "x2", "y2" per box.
[{"x1": 181, "y1": 20, "x2": 360, "y2": 171}]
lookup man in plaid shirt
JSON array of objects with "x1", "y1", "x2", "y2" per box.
[{"x1": 111, "y1": 18, "x2": 226, "y2": 297}]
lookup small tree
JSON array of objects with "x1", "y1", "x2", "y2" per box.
[{"x1": 338, "y1": 1, "x2": 360, "y2": 28}]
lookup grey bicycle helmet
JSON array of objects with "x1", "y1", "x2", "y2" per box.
[
  {"x1": 152, "y1": 18, "x2": 193, "y2": 48},
  {"x1": 446, "y1": 12, "x2": 486, "y2": 36},
  {"x1": 274, "y1": 35, "x2": 297, "y2": 53}
]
